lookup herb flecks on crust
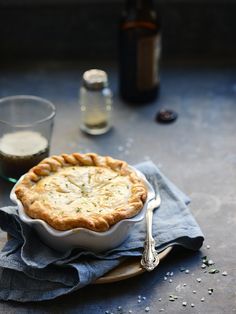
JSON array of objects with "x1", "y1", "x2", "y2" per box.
[{"x1": 15, "y1": 153, "x2": 147, "y2": 232}]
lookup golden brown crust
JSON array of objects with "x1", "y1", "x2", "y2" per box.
[{"x1": 15, "y1": 153, "x2": 147, "y2": 232}]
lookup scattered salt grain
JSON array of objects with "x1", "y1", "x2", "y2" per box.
[
  {"x1": 145, "y1": 307, "x2": 150, "y2": 312},
  {"x1": 138, "y1": 295, "x2": 142, "y2": 299},
  {"x1": 159, "y1": 309, "x2": 164, "y2": 312},
  {"x1": 183, "y1": 283, "x2": 187, "y2": 287},
  {"x1": 138, "y1": 300, "x2": 141, "y2": 303},
  {"x1": 192, "y1": 290, "x2": 196, "y2": 294},
  {"x1": 197, "y1": 278, "x2": 202, "y2": 283},
  {"x1": 208, "y1": 288, "x2": 213, "y2": 295},
  {"x1": 208, "y1": 259, "x2": 214, "y2": 265},
  {"x1": 206, "y1": 245, "x2": 210, "y2": 249},
  {"x1": 209, "y1": 268, "x2": 219, "y2": 274},
  {"x1": 180, "y1": 267, "x2": 185, "y2": 272},
  {"x1": 169, "y1": 279, "x2": 173, "y2": 283},
  {"x1": 182, "y1": 302, "x2": 187, "y2": 307},
  {"x1": 170, "y1": 272, "x2": 174, "y2": 276},
  {"x1": 201, "y1": 264, "x2": 206, "y2": 269},
  {"x1": 185, "y1": 269, "x2": 190, "y2": 274},
  {"x1": 166, "y1": 272, "x2": 170, "y2": 276},
  {"x1": 169, "y1": 295, "x2": 178, "y2": 300},
  {"x1": 158, "y1": 298, "x2": 162, "y2": 302},
  {"x1": 142, "y1": 296, "x2": 146, "y2": 300},
  {"x1": 164, "y1": 276, "x2": 168, "y2": 281},
  {"x1": 117, "y1": 306, "x2": 122, "y2": 311},
  {"x1": 191, "y1": 303, "x2": 195, "y2": 308},
  {"x1": 201, "y1": 297, "x2": 205, "y2": 302},
  {"x1": 222, "y1": 271, "x2": 228, "y2": 276},
  {"x1": 128, "y1": 311, "x2": 132, "y2": 314}
]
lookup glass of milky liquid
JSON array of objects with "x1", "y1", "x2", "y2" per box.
[{"x1": 0, "y1": 95, "x2": 55, "y2": 183}]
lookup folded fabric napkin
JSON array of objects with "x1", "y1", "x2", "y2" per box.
[{"x1": 0, "y1": 161, "x2": 204, "y2": 302}]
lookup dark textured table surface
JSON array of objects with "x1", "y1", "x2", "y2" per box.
[{"x1": 0, "y1": 60, "x2": 235, "y2": 313}]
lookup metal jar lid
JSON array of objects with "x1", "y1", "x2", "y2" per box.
[{"x1": 82, "y1": 69, "x2": 108, "y2": 91}]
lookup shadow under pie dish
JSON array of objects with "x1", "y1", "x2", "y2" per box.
[{"x1": 11, "y1": 153, "x2": 153, "y2": 252}]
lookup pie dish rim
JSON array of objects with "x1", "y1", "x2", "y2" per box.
[{"x1": 10, "y1": 167, "x2": 154, "y2": 252}]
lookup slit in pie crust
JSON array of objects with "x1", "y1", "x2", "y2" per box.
[{"x1": 15, "y1": 153, "x2": 147, "y2": 232}]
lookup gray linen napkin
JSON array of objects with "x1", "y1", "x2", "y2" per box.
[{"x1": 0, "y1": 161, "x2": 204, "y2": 302}]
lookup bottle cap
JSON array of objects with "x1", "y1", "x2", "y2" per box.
[
  {"x1": 83, "y1": 69, "x2": 108, "y2": 91},
  {"x1": 156, "y1": 108, "x2": 178, "y2": 123}
]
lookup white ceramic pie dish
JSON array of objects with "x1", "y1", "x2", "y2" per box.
[{"x1": 10, "y1": 167, "x2": 154, "y2": 252}]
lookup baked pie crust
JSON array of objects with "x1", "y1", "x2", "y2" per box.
[{"x1": 15, "y1": 153, "x2": 147, "y2": 232}]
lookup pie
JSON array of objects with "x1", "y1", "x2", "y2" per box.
[{"x1": 15, "y1": 153, "x2": 147, "y2": 232}]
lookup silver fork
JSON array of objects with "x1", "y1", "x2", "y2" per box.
[{"x1": 141, "y1": 173, "x2": 161, "y2": 271}]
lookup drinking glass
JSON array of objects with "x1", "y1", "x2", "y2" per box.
[{"x1": 0, "y1": 95, "x2": 56, "y2": 183}]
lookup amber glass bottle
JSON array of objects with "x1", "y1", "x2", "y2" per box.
[{"x1": 119, "y1": 0, "x2": 161, "y2": 103}]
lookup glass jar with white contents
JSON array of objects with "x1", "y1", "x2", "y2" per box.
[{"x1": 79, "y1": 69, "x2": 112, "y2": 135}]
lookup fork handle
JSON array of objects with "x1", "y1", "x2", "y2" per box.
[{"x1": 141, "y1": 206, "x2": 160, "y2": 271}]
